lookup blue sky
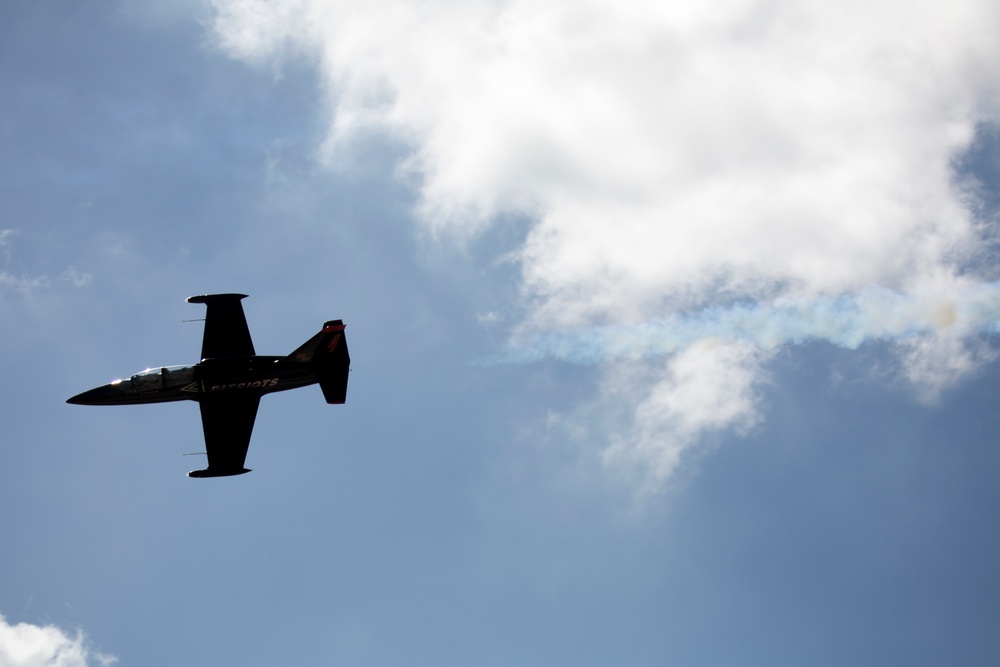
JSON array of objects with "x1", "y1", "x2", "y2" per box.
[{"x1": 2, "y1": 1, "x2": 999, "y2": 665}]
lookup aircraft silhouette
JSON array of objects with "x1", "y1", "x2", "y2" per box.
[{"x1": 67, "y1": 294, "x2": 350, "y2": 477}]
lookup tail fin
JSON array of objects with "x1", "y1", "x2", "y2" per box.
[{"x1": 287, "y1": 320, "x2": 350, "y2": 404}]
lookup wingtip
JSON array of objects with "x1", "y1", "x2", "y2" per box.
[{"x1": 187, "y1": 467, "x2": 252, "y2": 478}]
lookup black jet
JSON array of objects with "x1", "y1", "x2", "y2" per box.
[{"x1": 67, "y1": 293, "x2": 350, "y2": 478}]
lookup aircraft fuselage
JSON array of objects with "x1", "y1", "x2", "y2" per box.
[{"x1": 67, "y1": 356, "x2": 324, "y2": 406}]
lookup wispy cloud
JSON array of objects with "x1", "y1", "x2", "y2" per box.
[
  {"x1": 0, "y1": 613, "x2": 117, "y2": 667},
  {"x1": 60, "y1": 267, "x2": 92, "y2": 289},
  {"x1": 0, "y1": 229, "x2": 19, "y2": 264},
  {"x1": 598, "y1": 340, "x2": 769, "y2": 492},
  {"x1": 0, "y1": 271, "x2": 49, "y2": 294},
  {"x1": 0, "y1": 230, "x2": 91, "y2": 296},
  {"x1": 211, "y1": 0, "x2": 1000, "y2": 485}
]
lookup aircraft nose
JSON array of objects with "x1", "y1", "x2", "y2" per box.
[{"x1": 67, "y1": 382, "x2": 124, "y2": 405}]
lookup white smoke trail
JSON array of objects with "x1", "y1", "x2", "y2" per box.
[{"x1": 502, "y1": 280, "x2": 1000, "y2": 365}]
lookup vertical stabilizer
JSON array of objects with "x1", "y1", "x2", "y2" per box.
[{"x1": 287, "y1": 320, "x2": 350, "y2": 404}]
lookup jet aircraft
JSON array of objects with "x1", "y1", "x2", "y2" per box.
[{"x1": 67, "y1": 294, "x2": 350, "y2": 477}]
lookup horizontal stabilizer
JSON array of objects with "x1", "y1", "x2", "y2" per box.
[{"x1": 187, "y1": 467, "x2": 252, "y2": 478}]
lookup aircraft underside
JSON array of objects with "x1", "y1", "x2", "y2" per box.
[{"x1": 67, "y1": 293, "x2": 350, "y2": 477}]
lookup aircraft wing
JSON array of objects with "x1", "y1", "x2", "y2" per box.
[
  {"x1": 188, "y1": 396, "x2": 260, "y2": 478},
  {"x1": 186, "y1": 293, "x2": 255, "y2": 360}
]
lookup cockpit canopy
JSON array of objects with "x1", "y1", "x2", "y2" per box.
[{"x1": 123, "y1": 365, "x2": 195, "y2": 393}]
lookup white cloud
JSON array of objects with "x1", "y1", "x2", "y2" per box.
[
  {"x1": 0, "y1": 614, "x2": 116, "y2": 667},
  {"x1": 211, "y1": 0, "x2": 1000, "y2": 484}
]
